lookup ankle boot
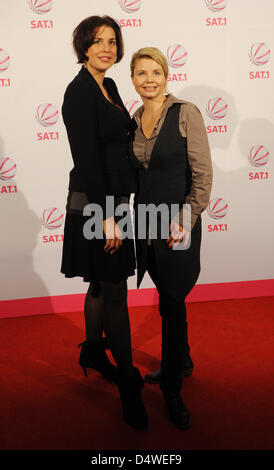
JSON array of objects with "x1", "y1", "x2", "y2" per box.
[
  {"x1": 118, "y1": 367, "x2": 148, "y2": 430},
  {"x1": 163, "y1": 391, "x2": 191, "y2": 430},
  {"x1": 78, "y1": 339, "x2": 119, "y2": 384}
]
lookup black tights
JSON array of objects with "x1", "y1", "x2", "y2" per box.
[{"x1": 84, "y1": 280, "x2": 133, "y2": 375}]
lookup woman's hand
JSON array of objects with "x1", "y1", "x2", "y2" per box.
[
  {"x1": 166, "y1": 219, "x2": 190, "y2": 249},
  {"x1": 103, "y1": 217, "x2": 123, "y2": 254}
]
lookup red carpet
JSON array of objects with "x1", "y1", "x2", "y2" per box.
[{"x1": 0, "y1": 296, "x2": 273, "y2": 450}]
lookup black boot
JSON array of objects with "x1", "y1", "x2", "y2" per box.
[
  {"x1": 144, "y1": 354, "x2": 193, "y2": 384},
  {"x1": 160, "y1": 327, "x2": 191, "y2": 429},
  {"x1": 78, "y1": 338, "x2": 119, "y2": 384},
  {"x1": 118, "y1": 367, "x2": 148, "y2": 430},
  {"x1": 163, "y1": 391, "x2": 191, "y2": 430},
  {"x1": 145, "y1": 321, "x2": 193, "y2": 383},
  {"x1": 160, "y1": 358, "x2": 191, "y2": 430}
]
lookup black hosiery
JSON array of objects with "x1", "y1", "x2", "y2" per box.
[
  {"x1": 83, "y1": 279, "x2": 134, "y2": 376},
  {"x1": 84, "y1": 282, "x2": 104, "y2": 342},
  {"x1": 100, "y1": 280, "x2": 134, "y2": 376}
]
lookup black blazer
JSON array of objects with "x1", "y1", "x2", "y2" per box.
[{"x1": 62, "y1": 66, "x2": 136, "y2": 215}]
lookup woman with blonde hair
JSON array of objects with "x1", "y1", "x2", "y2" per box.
[{"x1": 130, "y1": 47, "x2": 212, "y2": 429}]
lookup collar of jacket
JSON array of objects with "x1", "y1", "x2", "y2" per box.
[{"x1": 78, "y1": 65, "x2": 108, "y2": 91}]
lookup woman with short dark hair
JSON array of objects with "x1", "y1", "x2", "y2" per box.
[
  {"x1": 61, "y1": 16, "x2": 147, "y2": 430},
  {"x1": 72, "y1": 15, "x2": 124, "y2": 64}
]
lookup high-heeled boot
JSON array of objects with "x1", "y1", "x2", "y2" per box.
[
  {"x1": 78, "y1": 338, "x2": 119, "y2": 384},
  {"x1": 117, "y1": 367, "x2": 148, "y2": 430}
]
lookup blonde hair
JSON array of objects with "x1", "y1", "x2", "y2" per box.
[{"x1": 130, "y1": 47, "x2": 169, "y2": 90}]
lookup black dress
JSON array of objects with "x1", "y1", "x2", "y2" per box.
[{"x1": 61, "y1": 66, "x2": 137, "y2": 283}]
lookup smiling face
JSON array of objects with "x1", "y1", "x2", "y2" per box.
[
  {"x1": 131, "y1": 57, "x2": 167, "y2": 101},
  {"x1": 85, "y1": 25, "x2": 117, "y2": 74}
]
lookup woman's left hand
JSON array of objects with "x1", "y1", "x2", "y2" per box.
[
  {"x1": 166, "y1": 220, "x2": 190, "y2": 249},
  {"x1": 103, "y1": 217, "x2": 123, "y2": 255}
]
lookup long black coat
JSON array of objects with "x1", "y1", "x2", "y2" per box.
[{"x1": 130, "y1": 104, "x2": 201, "y2": 302}]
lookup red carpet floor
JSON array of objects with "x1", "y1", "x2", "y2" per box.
[{"x1": 0, "y1": 296, "x2": 273, "y2": 450}]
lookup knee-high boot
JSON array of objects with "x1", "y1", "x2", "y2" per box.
[
  {"x1": 159, "y1": 296, "x2": 191, "y2": 430},
  {"x1": 144, "y1": 320, "x2": 193, "y2": 383}
]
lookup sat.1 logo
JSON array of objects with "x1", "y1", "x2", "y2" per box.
[
  {"x1": 0, "y1": 48, "x2": 11, "y2": 88},
  {"x1": 249, "y1": 43, "x2": 271, "y2": 80},
  {"x1": 118, "y1": 0, "x2": 142, "y2": 28},
  {"x1": 207, "y1": 197, "x2": 229, "y2": 232},
  {"x1": 205, "y1": 0, "x2": 228, "y2": 27},
  {"x1": 205, "y1": 0, "x2": 227, "y2": 12},
  {"x1": 0, "y1": 157, "x2": 17, "y2": 194},
  {"x1": 167, "y1": 44, "x2": 188, "y2": 83},
  {"x1": 206, "y1": 97, "x2": 228, "y2": 135},
  {"x1": 29, "y1": 0, "x2": 53, "y2": 14},
  {"x1": 248, "y1": 145, "x2": 270, "y2": 182},
  {"x1": 36, "y1": 103, "x2": 59, "y2": 141},
  {"x1": 29, "y1": 0, "x2": 54, "y2": 29},
  {"x1": 0, "y1": 48, "x2": 10, "y2": 72},
  {"x1": 41, "y1": 207, "x2": 64, "y2": 244}
]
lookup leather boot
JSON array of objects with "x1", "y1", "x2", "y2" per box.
[
  {"x1": 162, "y1": 391, "x2": 191, "y2": 430},
  {"x1": 160, "y1": 330, "x2": 190, "y2": 429},
  {"x1": 145, "y1": 321, "x2": 193, "y2": 383},
  {"x1": 118, "y1": 367, "x2": 148, "y2": 430},
  {"x1": 160, "y1": 355, "x2": 191, "y2": 430},
  {"x1": 78, "y1": 338, "x2": 119, "y2": 384},
  {"x1": 144, "y1": 354, "x2": 193, "y2": 383}
]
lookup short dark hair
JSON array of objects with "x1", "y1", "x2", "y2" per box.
[{"x1": 72, "y1": 16, "x2": 124, "y2": 64}]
